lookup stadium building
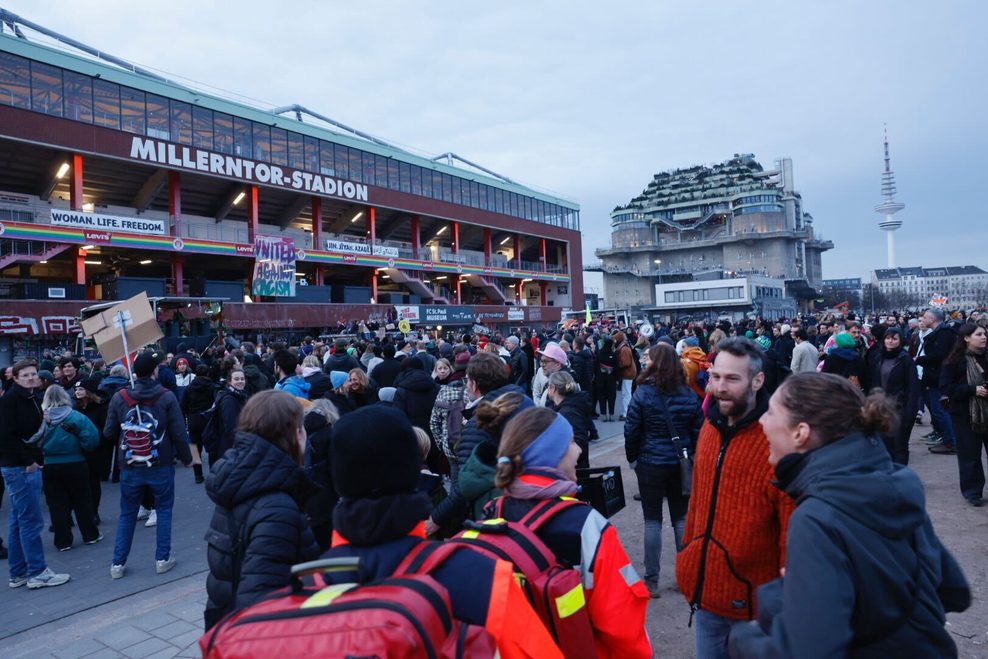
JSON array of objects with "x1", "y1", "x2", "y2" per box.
[
  {"x1": 589, "y1": 153, "x2": 832, "y2": 320},
  {"x1": 0, "y1": 12, "x2": 580, "y2": 353}
]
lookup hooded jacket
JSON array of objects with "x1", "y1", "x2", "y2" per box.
[
  {"x1": 211, "y1": 387, "x2": 249, "y2": 457},
  {"x1": 42, "y1": 407, "x2": 99, "y2": 464},
  {"x1": 823, "y1": 347, "x2": 865, "y2": 384},
  {"x1": 0, "y1": 383, "x2": 45, "y2": 467},
  {"x1": 393, "y1": 367, "x2": 440, "y2": 432},
  {"x1": 549, "y1": 390, "x2": 596, "y2": 468},
  {"x1": 302, "y1": 368, "x2": 332, "y2": 400},
  {"x1": 680, "y1": 346, "x2": 710, "y2": 398},
  {"x1": 624, "y1": 383, "x2": 703, "y2": 467},
  {"x1": 204, "y1": 432, "x2": 320, "y2": 624},
  {"x1": 103, "y1": 378, "x2": 192, "y2": 469},
  {"x1": 864, "y1": 348, "x2": 921, "y2": 419},
  {"x1": 274, "y1": 374, "x2": 311, "y2": 399},
  {"x1": 728, "y1": 433, "x2": 970, "y2": 658}
]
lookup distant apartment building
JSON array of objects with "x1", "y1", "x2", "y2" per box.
[
  {"x1": 872, "y1": 266, "x2": 988, "y2": 308},
  {"x1": 591, "y1": 154, "x2": 832, "y2": 317}
]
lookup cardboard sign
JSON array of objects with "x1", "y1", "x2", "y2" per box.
[
  {"x1": 252, "y1": 235, "x2": 296, "y2": 297},
  {"x1": 79, "y1": 292, "x2": 163, "y2": 365}
]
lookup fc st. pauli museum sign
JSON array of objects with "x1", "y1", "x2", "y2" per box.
[{"x1": 129, "y1": 137, "x2": 370, "y2": 202}]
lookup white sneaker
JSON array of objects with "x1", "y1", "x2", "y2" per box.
[
  {"x1": 136, "y1": 506, "x2": 150, "y2": 520},
  {"x1": 145, "y1": 510, "x2": 157, "y2": 527},
  {"x1": 26, "y1": 567, "x2": 70, "y2": 589},
  {"x1": 110, "y1": 563, "x2": 126, "y2": 579},
  {"x1": 155, "y1": 556, "x2": 176, "y2": 574}
]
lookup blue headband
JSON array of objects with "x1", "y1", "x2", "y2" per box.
[{"x1": 521, "y1": 414, "x2": 574, "y2": 469}]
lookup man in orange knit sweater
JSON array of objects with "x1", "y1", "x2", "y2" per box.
[{"x1": 676, "y1": 337, "x2": 795, "y2": 659}]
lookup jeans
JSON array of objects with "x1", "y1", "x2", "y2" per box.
[
  {"x1": 620, "y1": 379, "x2": 633, "y2": 416},
  {"x1": 925, "y1": 386, "x2": 956, "y2": 446},
  {"x1": 43, "y1": 461, "x2": 100, "y2": 549},
  {"x1": 694, "y1": 609, "x2": 746, "y2": 659},
  {"x1": 1, "y1": 466, "x2": 47, "y2": 579},
  {"x1": 953, "y1": 415, "x2": 988, "y2": 501},
  {"x1": 113, "y1": 466, "x2": 175, "y2": 564},
  {"x1": 636, "y1": 463, "x2": 687, "y2": 586}
]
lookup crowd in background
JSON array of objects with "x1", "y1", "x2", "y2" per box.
[{"x1": 0, "y1": 304, "x2": 983, "y2": 656}]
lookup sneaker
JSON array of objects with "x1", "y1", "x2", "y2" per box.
[
  {"x1": 57, "y1": 545, "x2": 72, "y2": 552},
  {"x1": 156, "y1": 556, "x2": 176, "y2": 574},
  {"x1": 646, "y1": 583, "x2": 662, "y2": 599},
  {"x1": 929, "y1": 443, "x2": 957, "y2": 455},
  {"x1": 9, "y1": 574, "x2": 28, "y2": 588},
  {"x1": 26, "y1": 567, "x2": 70, "y2": 589},
  {"x1": 136, "y1": 506, "x2": 150, "y2": 520},
  {"x1": 145, "y1": 510, "x2": 157, "y2": 527},
  {"x1": 966, "y1": 497, "x2": 983, "y2": 508},
  {"x1": 924, "y1": 433, "x2": 943, "y2": 445},
  {"x1": 84, "y1": 532, "x2": 104, "y2": 545},
  {"x1": 922, "y1": 430, "x2": 940, "y2": 441},
  {"x1": 110, "y1": 564, "x2": 126, "y2": 579}
]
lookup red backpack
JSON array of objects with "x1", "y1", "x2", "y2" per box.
[
  {"x1": 200, "y1": 545, "x2": 496, "y2": 659},
  {"x1": 446, "y1": 497, "x2": 596, "y2": 659}
]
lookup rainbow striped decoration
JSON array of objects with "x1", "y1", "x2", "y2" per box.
[{"x1": 0, "y1": 220, "x2": 570, "y2": 282}]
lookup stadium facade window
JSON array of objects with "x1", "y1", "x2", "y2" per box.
[
  {"x1": 270, "y1": 127, "x2": 288, "y2": 167},
  {"x1": 303, "y1": 135, "x2": 319, "y2": 173},
  {"x1": 0, "y1": 52, "x2": 31, "y2": 109},
  {"x1": 387, "y1": 157, "x2": 400, "y2": 191},
  {"x1": 213, "y1": 112, "x2": 234, "y2": 154},
  {"x1": 420, "y1": 165, "x2": 432, "y2": 198},
  {"x1": 348, "y1": 148, "x2": 362, "y2": 184},
  {"x1": 410, "y1": 164, "x2": 422, "y2": 195},
  {"x1": 287, "y1": 131, "x2": 304, "y2": 169},
  {"x1": 93, "y1": 79, "x2": 120, "y2": 129},
  {"x1": 192, "y1": 106, "x2": 213, "y2": 150},
  {"x1": 433, "y1": 171, "x2": 444, "y2": 202},
  {"x1": 232, "y1": 116, "x2": 252, "y2": 157},
  {"x1": 31, "y1": 61, "x2": 63, "y2": 117},
  {"x1": 450, "y1": 175, "x2": 461, "y2": 204},
  {"x1": 119, "y1": 86, "x2": 146, "y2": 135},
  {"x1": 319, "y1": 140, "x2": 335, "y2": 177},
  {"x1": 399, "y1": 161, "x2": 411, "y2": 194},
  {"x1": 145, "y1": 93, "x2": 170, "y2": 140},
  {"x1": 169, "y1": 100, "x2": 192, "y2": 145},
  {"x1": 63, "y1": 71, "x2": 93, "y2": 124},
  {"x1": 251, "y1": 122, "x2": 270, "y2": 161},
  {"x1": 376, "y1": 154, "x2": 388, "y2": 188}
]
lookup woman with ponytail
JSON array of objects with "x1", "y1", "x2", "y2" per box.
[
  {"x1": 728, "y1": 373, "x2": 970, "y2": 658},
  {"x1": 493, "y1": 407, "x2": 652, "y2": 659},
  {"x1": 939, "y1": 323, "x2": 988, "y2": 506}
]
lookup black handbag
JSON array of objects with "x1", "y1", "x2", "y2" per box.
[{"x1": 657, "y1": 394, "x2": 693, "y2": 496}]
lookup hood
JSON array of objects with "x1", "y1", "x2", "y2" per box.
[
  {"x1": 681, "y1": 346, "x2": 708, "y2": 364},
  {"x1": 301, "y1": 366, "x2": 322, "y2": 378},
  {"x1": 394, "y1": 368, "x2": 438, "y2": 392},
  {"x1": 47, "y1": 405, "x2": 73, "y2": 425},
  {"x1": 98, "y1": 375, "x2": 129, "y2": 392},
  {"x1": 205, "y1": 431, "x2": 314, "y2": 508},
  {"x1": 483, "y1": 383, "x2": 526, "y2": 402},
  {"x1": 829, "y1": 347, "x2": 859, "y2": 361},
  {"x1": 126, "y1": 379, "x2": 166, "y2": 402},
  {"x1": 459, "y1": 444, "x2": 498, "y2": 500},
  {"x1": 777, "y1": 432, "x2": 926, "y2": 539}
]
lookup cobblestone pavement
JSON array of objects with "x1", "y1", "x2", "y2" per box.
[{"x1": 1, "y1": 412, "x2": 986, "y2": 657}]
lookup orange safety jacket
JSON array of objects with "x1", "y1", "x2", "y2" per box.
[
  {"x1": 329, "y1": 526, "x2": 563, "y2": 659},
  {"x1": 506, "y1": 474, "x2": 653, "y2": 659}
]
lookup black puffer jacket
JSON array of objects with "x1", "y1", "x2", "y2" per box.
[
  {"x1": 915, "y1": 324, "x2": 957, "y2": 388},
  {"x1": 303, "y1": 370, "x2": 333, "y2": 400},
  {"x1": 324, "y1": 352, "x2": 361, "y2": 374},
  {"x1": 939, "y1": 352, "x2": 988, "y2": 418},
  {"x1": 624, "y1": 383, "x2": 703, "y2": 466},
  {"x1": 204, "y1": 432, "x2": 319, "y2": 627},
  {"x1": 568, "y1": 347, "x2": 594, "y2": 393},
  {"x1": 864, "y1": 349, "x2": 920, "y2": 418},
  {"x1": 211, "y1": 387, "x2": 248, "y2": 458},
  {"x1": 393, "y1": 368, "x2": 440, "y2": 433},
  {"x1": 549, "y1": 391, "x2": 596, "y2": 469}
]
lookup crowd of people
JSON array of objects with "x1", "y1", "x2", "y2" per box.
[{"x1": 0, "y1": 305, "x2": 981, "y2": 656}]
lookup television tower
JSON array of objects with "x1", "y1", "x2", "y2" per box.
[{"x1": 874, "y1": 126, "x2": 905, "y2": 268}]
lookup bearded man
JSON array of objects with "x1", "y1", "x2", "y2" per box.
[{"x1": 675, "y1": 337, "x2": 795, "y2": 659}]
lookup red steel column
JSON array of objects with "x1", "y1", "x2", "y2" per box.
[
  {"x1": 247, "y1": 185, "x2": 259, "y2": 244},
  {"x1": 452, "y1": 222, "x2": 459, "y2": 254},
  {"x1": 169, "y1": 172, "x2": 184, "y2": 295},
  {"x1": 411, "y1": 215, "x2": 421, "y2": 260},
  {"x1": 483, "y1": 228, "x2": 492, "y2": 266},
  {"x1": 312, "y1": 196, "x2": 324, "y2": 286},
  {"x1": 513, "y1": 235, "x2": 521, "y2": 270},
  {"x1": 540, "y1": 239, "x2": 547, "y2": 272},
  {"x1": 370, "y1": 269, "x2": 378, "y2": 303},
  {"x1": 455, "y1": 277, "x2": 462, "y2": 305},
  {"x1": 168, "y1": 171, "x2": 182, "y2": 236},
  {"x1": 517, "y1": 280, "x2": 524, "y2": 305},
  {"x1": 76, "y1": 247, "x2": 86, "y2": 286},
  {"x1": 539, "y1": 281, "x2": 548, "y2": 306},
  {"x1": 171, "y1": 254, "x2": 184, "y2": 296},
  {"x1": 368, "y1": 207, "x2": 376, "y2": 254},
  {"x1": 70, "y1": 154, "x2": 83, "y2": 210}
]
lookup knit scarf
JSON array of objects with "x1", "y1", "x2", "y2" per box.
[
  {"x1": 965, "y1": 352, "x2": 988, "y2": 433},
  {"x1": 504, "y1": 467, "x2": 579, "y2": 500}
]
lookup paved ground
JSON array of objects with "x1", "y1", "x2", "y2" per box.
[{"x1": 1, "y1": 410, "x2": 986, "y2": 657}]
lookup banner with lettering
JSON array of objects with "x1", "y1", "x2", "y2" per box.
[{"x1": 252, "y1": 235, "x2": 296, "y2": 297}]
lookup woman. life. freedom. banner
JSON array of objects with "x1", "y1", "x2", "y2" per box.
[{"x1": 252, "y1": 235, "x2": 296, "y2": 297}]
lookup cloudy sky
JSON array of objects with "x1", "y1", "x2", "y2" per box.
[{"x1": 9, "y1": 1, "x2": 986, "y2": 293}]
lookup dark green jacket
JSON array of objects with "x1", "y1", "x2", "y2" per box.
[{"x1": 43, "y1": 408, "x2": 99, "y2": 464}]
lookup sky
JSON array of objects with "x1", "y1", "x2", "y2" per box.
[{"x1": 7, "y1": 1, "x2": 986, "y2": 295}]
